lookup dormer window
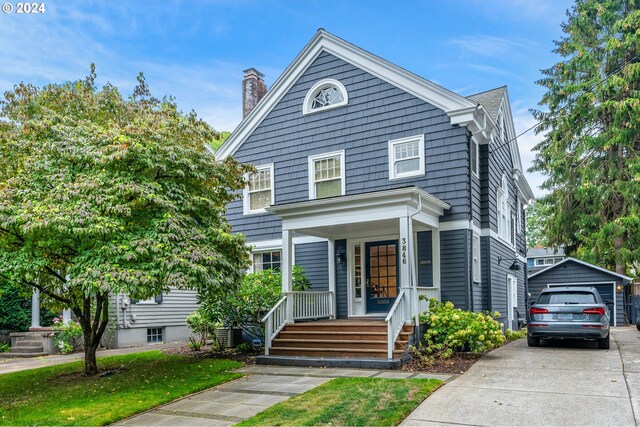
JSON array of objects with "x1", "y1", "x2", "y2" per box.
[{"x1": 303, "y1": 79, "x2": 348, "y2": 115}]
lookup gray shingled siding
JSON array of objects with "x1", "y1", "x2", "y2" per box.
[
  {"x1": 488, "y1": 237, "x2": 526, "y2": 329},
  {"x1": 416, "y1": 231, "x2": 433, "y2": 287},
  {"x1": 440, "y1": 229, "x2": 470, "y2": 310},
  {"x1": 527, "y1": 261, "x2": 625, "y2": 326},
  {"x1": 294, "y1": 241, "x2": 329, "y2": 291},
  {"x1": 480, "y1": 236, "x2": 491, "y2": 311},
  {"x1": 227, "y1": 51, "x2": 470, "y2": 242},
  {"x1": 335, "y1": 239, "x2": 348, "y2": 319},
  {"x1": 471, "y1": 135, "x2": 482, "y2": 229}
]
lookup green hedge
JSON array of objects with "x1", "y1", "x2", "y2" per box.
[{"x1": 0, "y1": 284, "x2": 54, "y2": 332}]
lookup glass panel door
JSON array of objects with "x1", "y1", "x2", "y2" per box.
[{"x1": 366, "y1": 240, "x2": 398, "y2": 313}]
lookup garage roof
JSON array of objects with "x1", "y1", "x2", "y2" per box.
[{"x1": 528, "y1": 257, "x2": 633, "y2": 284}]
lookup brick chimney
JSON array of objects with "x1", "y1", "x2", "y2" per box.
[{"x1": 242, "y1": 68, "x2": 267, "y2": 118}]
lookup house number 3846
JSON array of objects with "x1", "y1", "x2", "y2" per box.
[{"x1": 401, "y1": 238, "x2": 407, "y2": 264}]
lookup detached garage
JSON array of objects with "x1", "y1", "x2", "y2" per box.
[{"x1": 528, "y1": 257, "x2": 632, "y2": 326}]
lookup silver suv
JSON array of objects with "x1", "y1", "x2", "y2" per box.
[{"x1": 528, "y1": 286, "x2": 611, "y2": 349}]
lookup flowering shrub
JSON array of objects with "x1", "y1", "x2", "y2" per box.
[
  {"x1": 417, "y1": 298, "x2": 505, "y2": 359},
  {"x1": 52, "y1": 317, "x2": 83, "y2": 354},
  {"x1": 196, "y1": 265, "x2": 312, "y2": 345}
]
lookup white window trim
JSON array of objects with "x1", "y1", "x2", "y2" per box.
[
  {"x1": 308, "y1": 150, "x2": 346, "y2": 200},
  {"x1": 251, "y1": 249, "x2": 283, "y2": 273},
  {"x1": 302, "y1": 79, "x2": 348, "y2": 115},
  {"x1": 471, "y1": 137, "x2": 480, "y2": 178},
  {"x1": 472, "y1": 233, "x2": 481, "y2": 284},
  {"x1": 243, "y1": 163, "x2": 275, "y2": 215},
  {"x1": 497, "y1": 175, "x2": 512, "y2": 246},
  {"x1": 388, "y1": 134, "x2": 426, "y2": 180},
  {"x1": 516, "y1": 201, "x2": 522, "y2": 235},
  {"x1": 135, "y1": 297, "x2": 158, "y2": 305}
]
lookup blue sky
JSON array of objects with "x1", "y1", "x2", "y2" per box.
[{"x1": 0, "y1": 0, "x2": 575, "y2": 195}]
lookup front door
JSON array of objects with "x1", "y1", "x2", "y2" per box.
[{"x1": 366, "y1": 240, "x2": 399, "y2": 313}]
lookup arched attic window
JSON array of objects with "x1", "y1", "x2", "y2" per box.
[{"x1": 303, "y1": 79, "x2": 348, "y2": 115}]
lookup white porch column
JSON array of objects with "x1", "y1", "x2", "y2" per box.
[
  {"x1": 282, "y1": 229, "x2": 294, "y2": 322},
  {"x1": 62, "y1": 308, "x2": 72, "y2": 324},
  {"x1": 30, "y1": 289, "x2": 41, "y2": 329},
  {"x1": 399, "y1": 216, "x2": 413, "y2": 321},
  {"x1": 432, "y1": 229, "x2": 441, "y2": 300},
  {"x1": 327, "y1": 238, "x2": 336, "y2": 319}
]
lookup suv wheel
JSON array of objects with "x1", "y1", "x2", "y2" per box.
[
  {"x1": 527, "y1": 335, "x2": 540, "y2": 347},
  {"x1": 597, "y1": 334, "x2": 610, "y2": 350}
]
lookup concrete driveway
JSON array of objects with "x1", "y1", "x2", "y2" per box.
[{"x1": 403, "y1": 328, "x2": 639, "y2": 426}]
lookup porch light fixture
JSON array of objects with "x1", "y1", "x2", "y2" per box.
[
  {"x1": 335, "y1": 249, "x2": 345, "y2": 265},
  {"x1": 498, "y1": 256, "x2": 520, "y2": 271}
]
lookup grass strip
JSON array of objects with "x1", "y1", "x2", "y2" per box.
[
  {"x1": 237, "y1": 377, "x2": 442, "y2": 426},
  {"x1": 0, "y1": 350, "x2": 242, "y2": 426}
]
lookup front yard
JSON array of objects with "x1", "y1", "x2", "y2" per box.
[
  {"x1": 0, "y1": 351, "x2": 242, "y2": 426},
  {"x1": 238, "y1": 377, "x2": 443, "y2": 426}
]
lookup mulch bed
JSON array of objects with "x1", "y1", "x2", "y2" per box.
[
  {"x1": 162, "y1": 345, "x2": 258, "y2": 365},
  {"x1": 401, "y1": 351, "x2": 483, "y2": 375},
  {"x1": 163, "y1": 339, "x2": 521, "y2": 376}
]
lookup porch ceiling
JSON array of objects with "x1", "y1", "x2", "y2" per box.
[{"x1": 268, "y1": 187, "x2": 450, "y2": 239}]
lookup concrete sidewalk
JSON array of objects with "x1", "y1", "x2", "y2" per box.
[
  {"x1": 402, "y1": 327, "x2": 638, "y2": 426},
  {"x1": 0, "y1": 342, "x2": 184, "y2": 375},
  {"x1": 116, "y1": 365, "x2": 453, "y2": 426}
]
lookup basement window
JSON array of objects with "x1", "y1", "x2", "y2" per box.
[{"x1": 147, "y1": 327, "x2": 163, "y2": 344}]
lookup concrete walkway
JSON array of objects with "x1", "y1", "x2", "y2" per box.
[
  {"x1": 403, "y1": 327, "x2": 638, "y2": 426},
  {"x1": 0, "y1": 342, "x2": 184, "y2": 375},
  {"x1": 116, "y1": 365, "x2": 453, "y2": 426}
]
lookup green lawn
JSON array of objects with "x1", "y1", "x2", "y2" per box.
[
  {"x1": 0, "y1": 351, "x2": 242, "y2": 426},
  {"x1": 237, "y1": 377, "x2": 443, "y2": 427}
]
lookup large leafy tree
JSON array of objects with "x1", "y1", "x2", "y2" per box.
[
  {"x1": 530, "y1": 0, "x2": 640, "y2": 275},
  {"x1": 0, "y1": 67, "x2": 250, "y2": 374}
]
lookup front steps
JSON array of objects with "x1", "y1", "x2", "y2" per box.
[
  {"x1": 258, "y1": 320, "x2": 414, "y2": 369},
  {"x1": 0, "y1": 332, "x2": 51, "y2": 358}
]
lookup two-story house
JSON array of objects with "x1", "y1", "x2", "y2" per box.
[{"x1": 216, "y1": 30, "x2": 535, "y2": 367}]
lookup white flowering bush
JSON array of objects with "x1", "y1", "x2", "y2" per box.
[{"x1": 417, "y1": 298, "x2": 505, "y2": 358}]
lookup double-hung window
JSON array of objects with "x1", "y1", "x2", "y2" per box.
[
  {"x1": 244, "y1": 164, "x2": 274, "y2": 214},
  {"x1": 388, "y1": 135, "x2": 425, "y2": 180},
  {"x1": 252, "y1": 250, "x2": 281, "y2": 272},
  {"x1": 472, "y1": 234, "x2": 481, "y2": 283},
  {"x1": 308, "y1": 151, "x2": 345, "y2": 199}
]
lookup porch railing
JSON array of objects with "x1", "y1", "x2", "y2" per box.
[
  {"x1": 385, "y1": 290, "x2": 409, "y2": 359},
  {"x1": 292, "y1": 291, "x2": 334, "y2": 320},
  {"x1": 261, "y1": 296, "x2": 287, "y2": 356},
  {"x1": 416, "y1": 286, "x2": 440, "y2": 314},
  {"x1": 262, "y1": 291, "x2": 334, "y2": 355}
]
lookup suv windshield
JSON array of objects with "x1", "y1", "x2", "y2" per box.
[{"x1": 537, "y1": 292, "x2": 596, "y2": 305}]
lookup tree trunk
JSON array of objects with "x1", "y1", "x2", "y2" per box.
[
  {"x1": 84, "y1": 334, "x2": 99, "y2": 376},
  {"x1": 73, "y1": 292, "x2": 110, "y2": 376}
]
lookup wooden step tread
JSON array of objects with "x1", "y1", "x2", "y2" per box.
[
  {"x1": 270, "y1": 346, "x2": 404, "y2": 354},
  {"x1": 279, "y1": 330, "x2": 411, "y2": 336},
  {"x1": 298, "y1": 320, "x2": 388, "y2": 326},
  {"x1": 273, "y1": 339, "x2": 408, "y2": 345}
]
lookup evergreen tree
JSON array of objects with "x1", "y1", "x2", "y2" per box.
[{"x1": 531, "y1": 0, "x2": 640, "y2": 275}]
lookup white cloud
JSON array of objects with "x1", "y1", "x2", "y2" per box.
[{"x1": 448, "y1": 35, "x2": 536, "y2": 59}]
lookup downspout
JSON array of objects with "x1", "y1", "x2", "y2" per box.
[{"x1": 467, "y1": 131, "x2": 474, "y2": 311}]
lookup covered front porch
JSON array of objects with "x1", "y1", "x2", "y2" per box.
[{"x1": 262, "y1": 187, "x2": 449, "y2": 360}]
